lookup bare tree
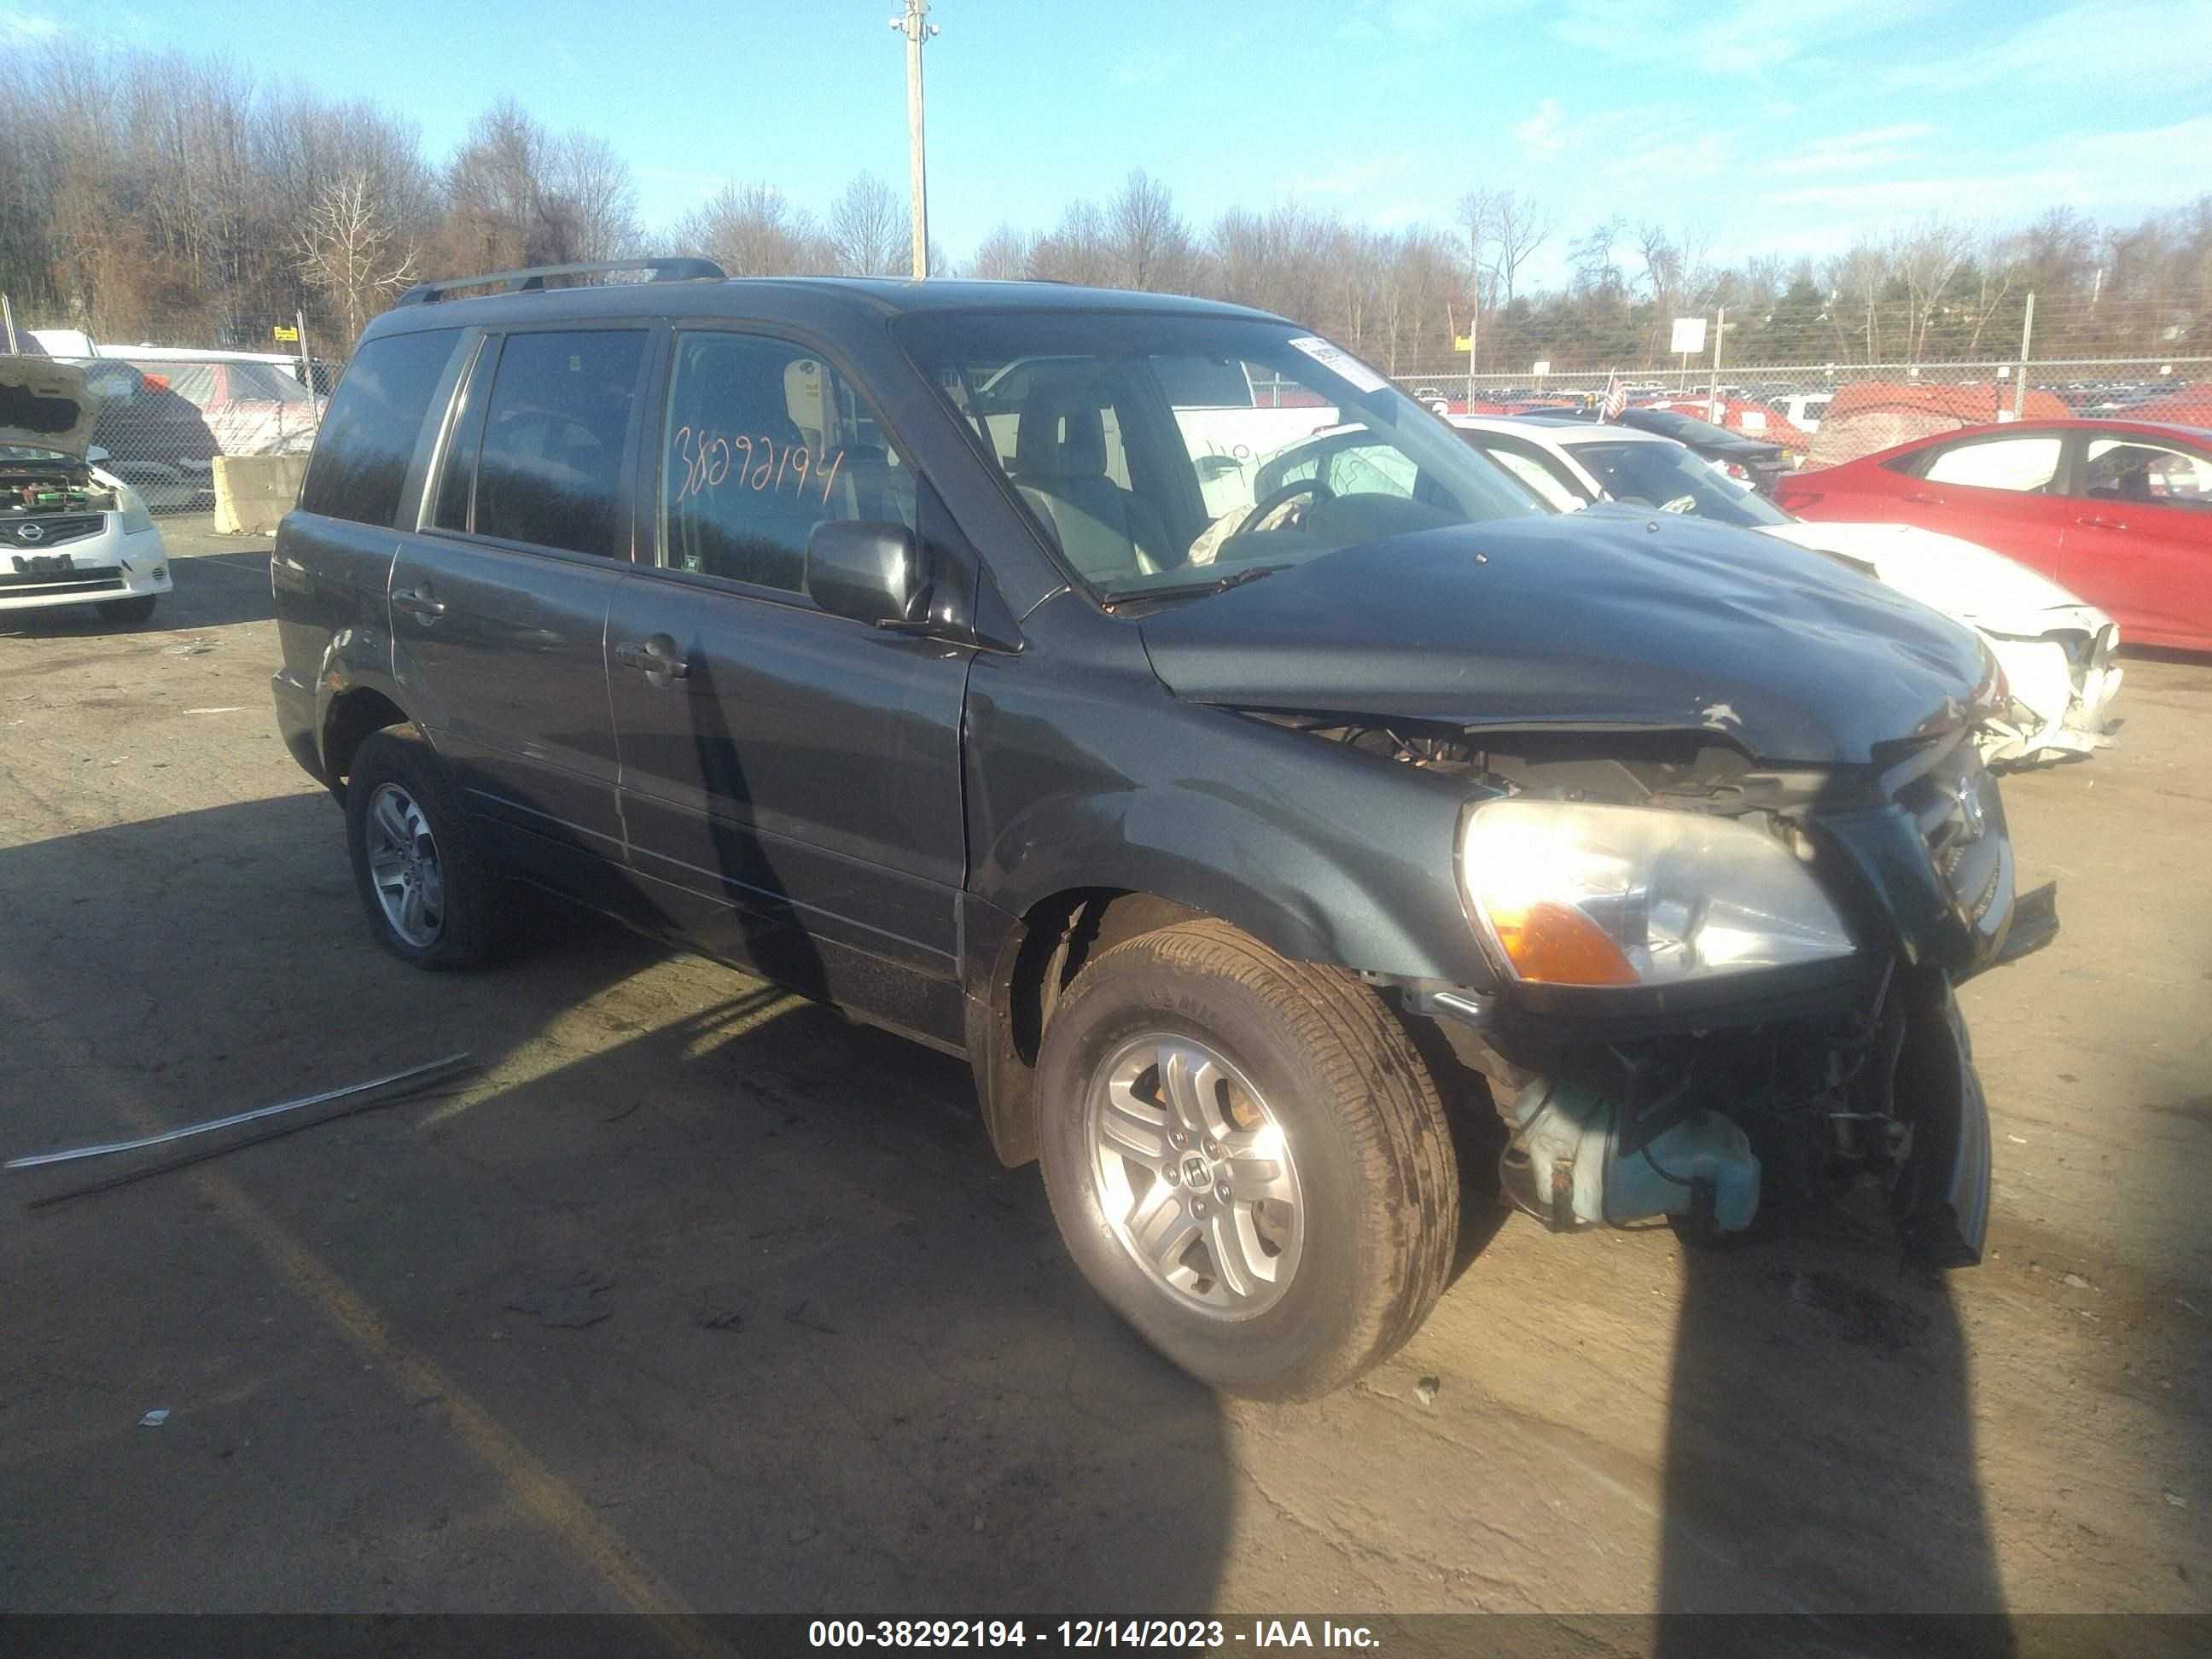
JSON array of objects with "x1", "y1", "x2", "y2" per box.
[
  {"x1": 294, "y1": 171, "x2": 422, "y2": 346},
  {"x1": 967, "y1": 223, "x2": 1032, "y2": 281},
  {"x1": 1892, "y1": 218, "x2": 1972, "y2": 359},
  {"x1": 667, "y1": 182, "x2": 830, "y2": 276},
  {"x1": 1484, "y1": 190, "x2": 1554, "y2": 308},
  {"x1": 551, "y1": 131, "x2": 639, "y2": 262},
  {"x1": 1103, "y1": 169, "x2": 1195, "y2": 291},
  {"x1": 1028, "y1": 201, "x2": 1112, "y2": 286},
  {"x1": 827, "y1": 172, "x2": 901, "y2": 276}
]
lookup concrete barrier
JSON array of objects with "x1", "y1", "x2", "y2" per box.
[{"x1": 212, "y1": 454, "x2": 310, "y2": 535}]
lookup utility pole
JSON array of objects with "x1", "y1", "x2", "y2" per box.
[
  {"x1": 2012, "y1": 292, "x2": 2034, "y2": 420},
  {"x1": 890, "y1": 1, "x2": 940, "y2": 280}
]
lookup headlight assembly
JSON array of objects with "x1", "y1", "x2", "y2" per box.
[
  {"x1": 1458, "y1": 799, "x2": 1855, "y2": 987},
  {"x1": 117, "y1": 483, "x2": 156, "y2": 536}
]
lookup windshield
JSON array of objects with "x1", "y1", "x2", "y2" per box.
[
  {"x1": 0, "y1": 444, "x2": 75, "y2": 463},
  {"x1": 1568, "y1": 439, "x2": 1796, "y2": 528},
  {"x1": 896, "y1": 311, "x2": 1545, "y2": 601}
]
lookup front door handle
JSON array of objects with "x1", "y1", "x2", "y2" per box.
[
  {"x1": 614, "y1": 636, "x2": 690, "y2": 680},
  {"x1": 1901, "y1": 491, "x2": 1941, "y2": 504},
  {"x1": 2074, "y1": 514, "x2": 2128, "y2": 531},
  {"x1": 392, "y1": 587, "x2": 445, "y2": 618}
]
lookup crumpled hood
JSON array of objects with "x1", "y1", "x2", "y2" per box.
[
  {"x1": 1138, "y1": 514, "x2": 1991, "y2": 765},
  {"x1": 0, "y1": 357, "x2": 96, "y2": 458},
  {"x1": 1756, "y1": 520, "x2": 2111, "y2": 637}
]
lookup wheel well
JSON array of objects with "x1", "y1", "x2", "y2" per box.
[
  {"x1": 321, "y1": 689, "x2": 412, "y2": 793},
  {"x1": 975, "y1": 888, "x2": 1206, "y2": 1168}
]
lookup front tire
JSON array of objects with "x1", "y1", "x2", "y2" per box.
[
  {"x1": 344, "y1": 728, "x2": 501, "y2": 969},
  {"x1": 1036, "y1": 919, "x2": 1458, "y2": 1400}
]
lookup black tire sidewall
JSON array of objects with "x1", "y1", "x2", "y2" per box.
[
  {"x1": 1039, "y1": 949, "x2": 1380, "y2": 1399},
  {"x1": 343, "y1": 730, "x2": 491, "y2": 969}
]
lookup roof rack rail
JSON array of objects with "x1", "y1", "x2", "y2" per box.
[{"x1": 396, "y1": 257, "x2": 727, "y2": 306}]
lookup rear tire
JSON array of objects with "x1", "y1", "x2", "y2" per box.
[
  {"x1": 1036, "y1": 918, "x2": 1458, "y2": 1400},
  {"x1": 344, "y1": 728, "x2": 502, "y2": 969},
  {"x1": 96, "y1": 595, "x2": 157, "y2": 625}
]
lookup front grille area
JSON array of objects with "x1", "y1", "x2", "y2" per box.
[
  {"x1": 1895, "y1": 731, "x2": 2010, "y2": 926},
  {"x1": 6, "y1": 513, "x2": 106, "y2": 550}
]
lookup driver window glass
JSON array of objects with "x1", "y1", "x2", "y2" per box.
[
  {"x1": 2078, "y1": 437, "x2": 2212, "y2": 509},
  {"x1": 660, "y1": 331, "x2": 915, "y2": 591},
  {"x1": 1922, "y1": 435, "x2": 2061, "y2": 492}
]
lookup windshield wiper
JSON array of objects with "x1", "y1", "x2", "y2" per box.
[{"x1": 1108, "y1": 564, "x2": 1284, "y2": 606}]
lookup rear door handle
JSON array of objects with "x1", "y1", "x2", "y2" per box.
[
  {"x1": 1901, "y1": 491, "x2": 1941, "y2": 504},
  {"x1": 2074, "y1": 515, "x2": 2128, "y2": 531},
  {"x1": 392, "y1": 587, "x2": 445, "y2": 618},
  {"x1": 614, "y1": 636, "x2": 690, "y2": 680}
]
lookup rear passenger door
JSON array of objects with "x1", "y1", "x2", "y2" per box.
[
  {"x1": 392, "y1": 323, "x2": 653, "y2": 881},
  {"x1": 1900, "y1": 431, "x2": 2070, "y2": 579},
  {"x1": 606, "y1": 327, "x2": 971, "y2": 1043},
  {"x1": 2060, "y1": 431, "x2": 2212, "y2": 649}
]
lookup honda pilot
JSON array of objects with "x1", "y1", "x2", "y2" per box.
[{"x1": 272, "y1": 260, "x2": 2055, "y2": 1399}]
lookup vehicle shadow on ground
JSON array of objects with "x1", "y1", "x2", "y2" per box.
[
  {"x1": 0, "y1": 793, "x2": 1232, "y2": 1612},
  {"x1": 0, "y1": 550, "x2": 273, "y2": 637},
  {"x1": 1655, "y1": 1200, "x2": 2012, "y2": 1655}
]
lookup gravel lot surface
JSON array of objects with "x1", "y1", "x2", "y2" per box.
[{"x1": 3, "y1": 517, "x2": 2207, "y2": 1630}]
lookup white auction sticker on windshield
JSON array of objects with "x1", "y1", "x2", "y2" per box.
[{"x1": 1286, "y1": 335, "x2": 1388, "y2": 394}]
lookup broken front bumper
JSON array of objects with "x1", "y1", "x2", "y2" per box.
[
  {"x1": 1425, "y1": 728, "x2": 2046, "y2": 1265},
  {"x1": 1978, "y1": 624, "x2": 2122, "y2": 766}
]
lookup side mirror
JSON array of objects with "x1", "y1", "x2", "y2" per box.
[
  {"x1": 86, "y1": 445, "x2": 110, "y2": 464},
  {"x1": 805, "y1": 520, "x2": 930, "y2": 627}
]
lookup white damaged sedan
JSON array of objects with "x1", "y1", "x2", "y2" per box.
[
  {"x1": 2, "y1": 357, "x2": 172, "y2": 626},
  {"x1": 1452, "y1": 415, "x2": 2119, "y2": 767}
]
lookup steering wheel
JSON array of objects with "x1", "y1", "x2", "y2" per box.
[{"x1": 1236, "y1": 477, "x2": 1334, "y2": 538}]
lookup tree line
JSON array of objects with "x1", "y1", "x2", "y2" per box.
[{"x1": 3, "y1": 44, "x2": 2206, "y2": 371}]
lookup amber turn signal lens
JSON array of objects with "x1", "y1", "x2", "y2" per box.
[{"x1": 1487, "y1": 900, "x2": 1640, "y2": 986}]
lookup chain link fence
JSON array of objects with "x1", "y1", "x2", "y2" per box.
[
  {"x1": 1390, "y1": 357, "x2": 2212, "y2": 469},
  {"x1": 3, "y1": 315, "x2": 335, "y2": 514}
]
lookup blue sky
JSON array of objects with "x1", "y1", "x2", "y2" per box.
[{"x1": 6, "y1": 0, "x2": 2209, "y2": 282}]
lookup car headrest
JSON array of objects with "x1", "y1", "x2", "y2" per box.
[{"x1": 1013, "y1": 375, "x2": 1107, "y2": 479}]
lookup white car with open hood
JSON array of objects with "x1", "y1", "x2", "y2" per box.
[
  {"x1": 1447, "y1": 415, "x2": 2121, "y2": 768},
  {"x1": 1, "y1": 357, "x2": 172, "y2": 624}
]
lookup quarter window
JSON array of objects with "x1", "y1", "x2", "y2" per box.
[
  {"x1": 470, "y1": 329, "x2": 647, "y2": 557},
  {"x1": 660, "y1": 332, "x2": 916, "y2": 593},
  {"x1": 1920, "y1": 435, "x2": 2062, "y2": 492},
  {"x1": 299, "y1": 329, "x2": 461, "y2": 527}
]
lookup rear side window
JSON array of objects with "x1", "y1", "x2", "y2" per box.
[
  {"x1": 470, "y1": 330, "x2": 648, "y2": 558},
  {"x1": 1920, "y1": 435, "x2": 2062, "y2": 492},
  {"x1": 660, "y1": 332, "x2": 916, "y2": 593},
  {"x1": 300, "y1": 330, "x2": 462, "y2": 527}
]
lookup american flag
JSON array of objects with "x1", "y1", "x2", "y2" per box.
[{"x1": 1599, "y1": 371, "x2": 1627, "y2": 421}]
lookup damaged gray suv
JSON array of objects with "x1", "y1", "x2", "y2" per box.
[{"x1": 273, "y1": 260, "x2": 2055, "y2": 1399}]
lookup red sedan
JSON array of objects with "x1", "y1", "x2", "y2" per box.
[{"x1": 1774, "y1": 419, "x2": 2212, "y2": 651}]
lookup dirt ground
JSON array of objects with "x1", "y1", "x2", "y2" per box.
[{"x1": 2, "y1": 517, "x2": 2207, "y2": 1630}]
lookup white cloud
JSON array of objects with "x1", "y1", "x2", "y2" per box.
[
  {"x1": 1513, "y1": 98, "x2": 1566, "y2": 160},
  {"x1": 1751, "y1": 115, "x2": 2212, "y2": 247},
  {"x1": 1888, "y1": 2, "x2": 2212, "y2": 95},
  {"x1": 1762, "y1": 123, "x2": 1937, "y2": 178},
  {"x1": 2, "y1": 9, "x2": 61, "y2": 40},
  {"x1": 1339, "y1": 0, "x2": 1536, "y2": 42},
  {"x1": 1556, "y1": 0, "x2": 1938, "y2": 76},
  {"x1": 1290, "y1": 152, "x2": 1415, "y2": 195}
]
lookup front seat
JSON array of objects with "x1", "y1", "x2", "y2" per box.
[{"x1": 1010, "y1": 375, "x2": 1166, "y2": 582}]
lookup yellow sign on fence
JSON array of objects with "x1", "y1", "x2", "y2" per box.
[
  {"x1": 272, "y1": 324, "x2": 299, "y2": 341},
  {"x1": 1452, "y1": 335, "x2": 1473, "y2": 352}
]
